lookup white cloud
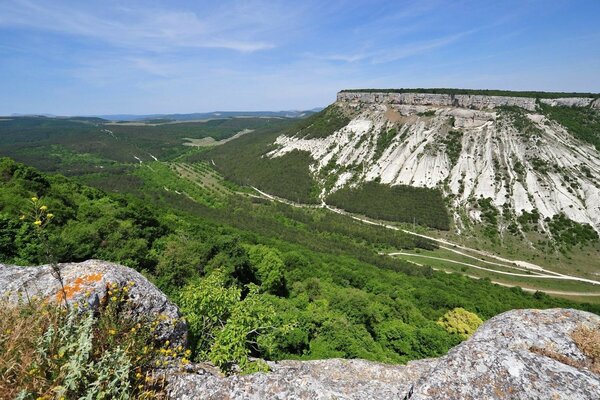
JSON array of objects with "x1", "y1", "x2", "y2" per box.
[{"x1": 0, "y1": 0, "x2": 277, "y2": 53}]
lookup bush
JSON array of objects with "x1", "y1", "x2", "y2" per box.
[
  {"x1": 437, "y1": 308, "x2": 483, "y2": 340},
  {"x1": 0, "y1": 283, "x2": 177, "y2": 399}
]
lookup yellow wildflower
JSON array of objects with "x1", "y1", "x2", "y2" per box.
[
  {"x1": 47, "y1": 213, "x2": 54, "y2": 219},
  {"x1": 131, "y1": 327, "x2": 136, "y2": 333},
  {"x1": 19, "y1": 215, "x2": 25, "y2": 220},
  {"x1": 39, "y1": 205, "x2": 48, "y2": 211},
  {"x1": 34, "y1": 220, "x2": 42, "y2": 226},
  {"x1": 31, "y1": 197, "x2": 38, "y2": 202},
  {"x1": 108, "y1": 329, "x2": 117, "y2": 335},
  {"x1": 136, "y1": 372, "x2": 142, "y2": 379}
]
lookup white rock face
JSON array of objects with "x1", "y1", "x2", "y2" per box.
[{"x1": 269, "y1": 92, "x2": 600, "y2": 232}]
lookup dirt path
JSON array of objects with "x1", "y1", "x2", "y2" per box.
[{"x1": 249, "y1": 187, "x2": 600, "y2": 289}]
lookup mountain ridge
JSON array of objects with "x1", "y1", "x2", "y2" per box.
[{"x1": 266, "y1": 90, "x2": 600, "y2": 241}]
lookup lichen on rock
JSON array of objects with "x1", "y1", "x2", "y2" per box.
[{"x1": 0, "y1": 259, "x2": 187, "y2": 346}]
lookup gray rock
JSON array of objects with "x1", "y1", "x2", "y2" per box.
[
  {"x1": 4, "y1": 261, "x2": 598, "y2": 399},
  {"x1": 165, "y1": 309, "x2": 600, "y2": 400},
  {"x1": 540, "y1": 97, "x2": 594, "y2": 107},
  {"x1": 337, "y1": 91, "x2": 597, "y2": 111},
  {"x1": 408, "y1": 308, "x2": 600, "y2": 399},
  {"x1": 0, "y1": 259, "x2": 186, "y2": 346},
  {"x1": 166, "y1": 358, "x2": 435, "y2": 400}
]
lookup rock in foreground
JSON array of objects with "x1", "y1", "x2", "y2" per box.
[
  {"x1": 166, "y1": 308, "x2": 600, "y2": 399},
  {"x1": 2, "y1": 260, "x2": 598, "y2": 399},
  {"x1": 0, "y1": 259, "x2": 186, "y2": 346}
]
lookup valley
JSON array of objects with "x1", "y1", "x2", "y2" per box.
[{"x1": 2, "y1": 90, "x2": 600, "y2": 303}]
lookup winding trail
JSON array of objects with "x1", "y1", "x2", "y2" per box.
[{"x1": 250, "y1": 186, "x2": 600, "y2": 291}]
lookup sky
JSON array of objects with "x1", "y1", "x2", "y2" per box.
[{"x1": 0, "y1": 0, "x2": 599, "y2": 115}]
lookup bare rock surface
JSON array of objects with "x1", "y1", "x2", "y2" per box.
[
  {"x1": 271, "y1": 92, "x2": 600, "y2": 233},
  {"x1": 407, "y1": 308, "x2": 600, "y2": 399},
  {"x1": 2, "y1": 261, "x2": 598, "y2": 399},
  {"x1": 166, "y1": 308, "x2": 600, "y2": 399},
  {"x1": 0, "y1": 259, "x2": 186, "y2": 345},
  {"x1": 166, "y1": 358, "x2": 435, "y2": 400}
]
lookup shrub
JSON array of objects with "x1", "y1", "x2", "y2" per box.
[
  {"x1": 0, "y1": 283, "x2": 175, "y2": 399},
  {"x1": 437, "y1": 308, "x2": 483, "y2": 340},
  {"x1": 177, "y1": 270, "x2": 275, "y2": 374}
]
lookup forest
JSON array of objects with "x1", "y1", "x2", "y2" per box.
[
  {"x1": 327, "y1": 181, "x2": 450, "y2": 230},
  {"x1": 2, "y1": 157, "x2": 598, "y2": 376}
]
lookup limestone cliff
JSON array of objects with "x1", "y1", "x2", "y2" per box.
[{"x1": 269, "y1": 91, "x2": 600, "y2": 234}]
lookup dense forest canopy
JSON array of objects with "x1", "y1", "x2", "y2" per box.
[{"x1": 2, "y1": 157, "x2": 598, "y2": 373}]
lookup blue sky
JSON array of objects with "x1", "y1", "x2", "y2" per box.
[{"x1": 1, "y1": 0, "x2": 599, "y2": 115}]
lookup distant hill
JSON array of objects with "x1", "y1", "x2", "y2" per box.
[{"x1": 96, "y1": 109, "x2": 323, "y2": 122}]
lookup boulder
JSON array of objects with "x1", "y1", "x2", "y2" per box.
[
  {"x1": 165, "y1": 308, "x2": 600, "y2": 399},
  {"x1": 3, "y1": 260, "x2": 599, "y2": 399},
  {"x1": 407, "y1": 308, "x2": 600, "y2": 399},
  {"x1": 166, "y1": 358, "x2": 434, "y2": 400},
  {"x1": 0, "y1": 259, "x2": 186, "y2": 346}
]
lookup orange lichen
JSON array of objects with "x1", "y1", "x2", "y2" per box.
[{"x1": 55, "y1": 273, "x2": 104, "y2": 302}]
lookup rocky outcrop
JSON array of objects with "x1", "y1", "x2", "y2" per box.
[
  {"x1": 271, "y1": 94, "x2": 600, "y2": 233},
  {"x1": 165, "y1": 308, "x2": 600, "y2": 399},
  {"x1": 0, "y1": 259, "x2": 186, "y2": 346},
  {"x1": 337, "y1": 91, "x2": 599, "y2": 111},
  {"x1": 2, "y1": 261, "x2": 599, "y2": 399},
  {"x1": 166, "y1": 359, "x2": 434, "y2": 400},
  {"x1": 336, "y1": 91, "x2": 540, "y2": 111},
  {"x1": 408, "y1": 308, "x2": 600, "y2": 399},
  {"x1": 540, "y1": 97, "x2": 595, "y2": 107}
]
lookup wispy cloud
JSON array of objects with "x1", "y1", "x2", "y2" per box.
[
  {"x1": 310, "y1": 30, "x2": 475, "y2": 65},
  {"x1": 0, "y1": 0, "x2": 276, "y2": 52}
]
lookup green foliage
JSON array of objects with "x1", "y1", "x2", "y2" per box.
[
  {"x1": 246, "y1": 244, "x2": 287, "y2": 295},
  {"x1": 547, "y1": 213, "x2": 599, "y2": 251},
  {"x1": 293, "y1": 105, "x2": 350, "y2": 139},
  {"x1": 475, "y1": 197, "x2": 499, "y2": 238},
  {"x1": 541, "y1": 104, "x2": 600, "y2": 151},
  {"x1": 4, "y1": 157, "x2": 600, "y2": 378},
  {"x1": 177, "y1": 271, "x2": 274, "y2": 374},
  {"x1": 0, "y1": 116, "x2": 287, "y2": 169},
  {"x1": 340, "y1": 88, "x2": 600, "y2": 99},
  {"x1": 417, "y1": 110, "x2": 436, "y2": 117},
  {"x1": 437, "y1": 308, "x2": 483, "y2": 339},
  {"x1": 207, "y1": 123, "x2": 320, "y2": 203},
  {"x1": 497, "y1": 106, "x2": 543, "y2": 137},
  {"x1": 373, "y1": 128, "x2": 398, "y2": 160},
  {"x1": 327, "y1": 181, "x2": 450, "y2": 230},
  {"x1": 442, "y1": 130, "x2": 463, "y2": 166},
  {"x1": 1, "y1": 286, "x2": 169, "y2": 399},
  {"x1": 0, "y1": 157, "x2": 166, "y2": 268}
]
